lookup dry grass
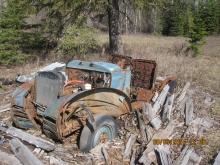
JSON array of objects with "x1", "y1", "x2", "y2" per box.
[{"x1": 98, "y1": 34, "x2": 220, "y2": 95}]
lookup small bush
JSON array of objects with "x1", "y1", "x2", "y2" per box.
[{"x1": 58, "y1": 25, "x2": 98, "y2": 56}]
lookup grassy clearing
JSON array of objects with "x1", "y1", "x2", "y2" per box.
[{"x1": 98, "y1": 34, "x2": 220, "y2": 95}]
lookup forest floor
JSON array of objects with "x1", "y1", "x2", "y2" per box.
[{"x1": 0, "y1": 34, "x2": 219, "y2": 164}]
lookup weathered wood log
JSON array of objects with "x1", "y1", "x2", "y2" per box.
[
  {"x1": 101, "y1": 146, "x2": 110, "y2": 165},
  {"x1": 142, "y1": 102, "x2": 162, "y2": 130},
  {"x1": 162, "y1": 94, "x2": 174, "y2": 122},
  {"x1": 136, "y1": 111, "x2": 147, "y2": 142},
  {"x1": 0, "y1": 107, "x2": 11, "y2": 113},
  {"x1": 0, "y1": 90, "x2": 13, "y2": 95},
  {"x1": 174, "y1": 146, "x2": 201, "y2": 165},
  {"x1": 142, "y1": 103, "x2": 155, "y2": 121},
  {"x1": 145, "y1": 125, "x2": 154, "y2": 142},
  {"x1": 189, "y1": 152, "x2": 202, "y2": 164},
  {"x1": 0, "y1": 103, "x2": 11, "y2": 109},
  {"x1": 185, "y1": 97, "x2": 194, "y2": 125},
  {"x1": 123, "y1": 134, "x2": 137, "y2": 160},
  {"x1": 174, "y1": 146, "x2": 189, "y2": 165},
  {"x1": 155, "y1": 147, "x2": 172, "y2": 165},
  {"x1": 10, "y1": 138, "x2": 44, "y2": 165},
  {"x1": 0, "y1": 126, "x2": 55, "y2": 151},
  {"x1": 0, "y1": 103, "x2": 11, "y2": 113},
  {"x1": 49, "y1": 156, "x2": 69, "y2": 165},
  {"x1": 139, "y1": 120, "x2": 176, "y2": 164},
  {"x1": 176, "y1": 82, "x2": 190, "y2": 104},
  {"x1": 130, "y1": 149, "x2": 136, "y2": 165},
  {"x1": 152, "y1": 92, "x2": 159, "y2": 103},
  {"x1": 150, "y1": 116, "x2": 162, "y2": 130},
  {"x1": 152, "y1": 84, "x2": 170, "y2": 113},
  {"x1": 214, "y1": 152, "x2": 220, "y2": 165},
  {"x1": 0, "y1": 150, "x2": 22, "y2": 165}
]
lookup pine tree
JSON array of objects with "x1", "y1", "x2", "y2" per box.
[
  {"x1": 0, "y1": 0, "x2": 26, "y2": 64},
  {"x1": 162, "y1": 0, "x2": 185, "y2": 36},
  {"x1": 198, "y1": 0, "x2": 219, "y2": 34}
]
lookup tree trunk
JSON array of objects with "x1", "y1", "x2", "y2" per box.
[{"x1": 108, "y1": 0, "x2": 123, "y2": 54}]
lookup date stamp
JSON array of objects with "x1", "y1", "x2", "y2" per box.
[{"x1": 153, "y1": 137, "x2": 207, "y2": 145}]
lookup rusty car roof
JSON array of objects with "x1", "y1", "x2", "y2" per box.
[{"x1": 66, "y1": 60, "x2": 121, "y2": 73}]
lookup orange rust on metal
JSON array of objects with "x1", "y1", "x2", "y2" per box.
[
  {"x1": 56, "y1": 89, "x2": 131, "y2": 140},
  {"x1": 131, "y1": 101, "x2": 144, "y2": 110},
  {"x1": 131, "y1": 59, "x2": 157, "y2": 90},
  {"x1": 24, "y1": 97, "x2": 40, "y2": 129},
  {"x1": 136, "y1": 88, "x2": 154, "y2": 102},
  {"x1": 109, "y1": 54, "x2": 132, "y2": 69}
]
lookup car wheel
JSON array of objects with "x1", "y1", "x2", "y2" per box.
[{"x1": 79, "y1": 114, "x2": 117, "y2": 152}]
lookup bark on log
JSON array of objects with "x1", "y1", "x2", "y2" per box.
[
  {"x1": 0, "y1": 126, "x2": 55, "y2": 151},
  {"x1": 10, "y1": 138, "x2": 43, "y2": 165},
  {"x1": 123, "y1": 134, "x2": 137, "y2": 160}
]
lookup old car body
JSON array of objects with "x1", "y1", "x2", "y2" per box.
[{"x1": 11, "y1": 55, "x2": 176, "y2": 151}]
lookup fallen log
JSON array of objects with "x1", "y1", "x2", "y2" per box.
[
  {"x1": 136, "y1": 111, "x2": 147, "y2": 142},
  {"x1": 152, "y1": 84, "x2": 170, "y2": 113},
  {"x1": 176, "y1": 82, "x2": 190, "y2": 104},
  {"x1": 0, "y1": 126, "x2": 55, "y2": 151},
  {"x1": 155, "y1": 146, "x2": 172, "y2": 165},
  {"x1": 162, "y1": 94, "x2": 174, "y2": 122},
  {"x1": 185, "y1": 97, "x2": 194, "y2": 125},
  {"x1": 10, "y1": 138, "x2": 44, "y2": 165},
  {"x1": 123, "y1": 134, "x2": 137, "y2": 160},
  {"x1": 0, "y1": 107, "x2": 11, "y2": 113},
  {"x1": 130, "y1": 149, "x2": 136, "y2": 165},
  {"x1": 0, "y1": 103, "x2": 11, "y2": 109},
  {"x1": 139, "y1": 120, "x2": 176, "y2": 164},
  {"x1": 0, "y1": 150, "x2": 22, "y2": 165},
  {"x1": 0, "y1": 90, "x2": 13, "y2": 95},
  {"x1": 142, "y1": 102, "x2": 162, "y2": 130},
  {"x1": 101, "y1": 147, "x2": 110, "y2": 165},
  {"x1": 150, "y1": 116, "x2": 162, "y2": 130},
  {"x1": 174, "y1": 146, "x2": 201, "y2": 165}
]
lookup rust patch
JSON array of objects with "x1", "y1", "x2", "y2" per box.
[
  {"x1": 136, "y1": 88, "x2": 154, "y2": 102},
  {"x1": 109, "y1": 54, "x2": 132, "y2": 69},
  {"x1": 131, "y1": 59, "x2": 157, "y2": 90}
]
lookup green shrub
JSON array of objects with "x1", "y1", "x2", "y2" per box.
[{"x1": 58, "y1": 25, "x2": 98, "y2": 56}]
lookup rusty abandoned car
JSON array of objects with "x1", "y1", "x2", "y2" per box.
[{"x1": 10, "y1": 55, "x2": 176, "y2": 152}]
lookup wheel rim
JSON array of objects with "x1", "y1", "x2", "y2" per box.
[{"x1": 93, "y1": 125, "x2": 112, "y2": 146}]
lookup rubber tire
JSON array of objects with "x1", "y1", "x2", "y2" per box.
[{"x1": 79, "y1": 114, "x2": 117, "y2": 152}]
